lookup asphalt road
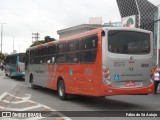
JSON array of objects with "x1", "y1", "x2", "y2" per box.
[{"x1": 0, "y1": 70, "x2": 160, "y2": 120}]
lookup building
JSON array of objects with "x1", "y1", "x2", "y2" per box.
[
  {"x1": 57, "y1": 21, "x2": 122, "y2": 39},
  {"x1": 57, "y1": 24, "x2": 102, "y2": 39}
]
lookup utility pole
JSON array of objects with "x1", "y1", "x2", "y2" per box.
[
  {"x1": 19, "y1": 44, "x2": 20, "y2": 53},
  {"x1": 13, "y1": 37, "x2": 14, "y2": 53},
  {"x1": 0, "y1": 23, "x2": 6, "y2": 62},
  {"x1": 157, "y1": 5, "x2": 160, "y2": 65},
  {"x1": 32, "y1": 32, "x2": 40, "y2": 42}
]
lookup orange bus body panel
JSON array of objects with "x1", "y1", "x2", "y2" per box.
[
  {"x1": 46, "y1": 28, "x2": 103, "y2": 96},
  {"x1": 99, "y1": 82, "x2": 154, "y2": 96}
]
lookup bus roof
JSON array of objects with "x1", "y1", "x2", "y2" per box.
[
  {"x1": 103, "y1": 27, "x2": 152, "y2": 33},
  {"x1": 27, "y1": 27, "x2": 152, "y2": 51},
  {"x1": 27, "y1": 28, "x2": 102, "y2": 51}
]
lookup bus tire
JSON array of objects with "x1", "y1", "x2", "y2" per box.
[
  {"x1": 58, "y1": 80, "x2": 67, "y2": 100},
  {"x1": 30, "y1": 75, "x2": 38, "y2": 89}
]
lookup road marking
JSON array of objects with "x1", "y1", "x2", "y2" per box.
[
  {"x1": 1, "y1": 94, "x2": 32, "y2": 104},
  {"x1": 0, "y1": 92, "x2": 72, "y2": 120},
  {"x1": 0, "y1": 104, "x2": 42, "y2": 111},
  {"x1": 0, "y1": 92, "x2": 8, "y2": 100}
]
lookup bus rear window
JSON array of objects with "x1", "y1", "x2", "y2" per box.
[{"x1": 108, "y1": 30, "x2": 150, "y2": 54}]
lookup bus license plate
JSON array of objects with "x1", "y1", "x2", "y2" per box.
[{"x1": 125, "y1": 81, "x2": 135, "y2": 87}]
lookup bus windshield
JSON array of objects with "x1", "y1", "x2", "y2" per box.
[{"x1": 108, "y1": 30, "x2": 150, "y2": 54}]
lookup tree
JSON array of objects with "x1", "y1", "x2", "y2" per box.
[
  {"x1": 30, "y1": 40, "x2": 44, "y2": 47},
  {"x1": 45, "y1": 36, "x2": 56, "y2": 43},
  {"x1": 30, "y1": 36, "x2": 56, "y2": 47}
]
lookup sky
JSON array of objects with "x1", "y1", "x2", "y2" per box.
[{"x1": 0, "y1": 0, "x2": 160, "y2": 54}]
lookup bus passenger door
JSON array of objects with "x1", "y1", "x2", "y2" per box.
[{"x1": 25, "y1": 51, "x2": 30, "y2": 83}]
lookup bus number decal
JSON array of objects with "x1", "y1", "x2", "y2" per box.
[{"x1": 84, "y1": 68, "x2": 92, "y2": 75}]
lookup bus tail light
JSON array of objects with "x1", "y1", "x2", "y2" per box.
[
  {"x1": 103, "y1": 68, "x2": 109, "y2": 73},
  {"x1": 103, "y1": 66, "x2": 111, "y2": 85},
  {"x1": 17, "y1": 66, "x2": 20, "y2": 72},
  {"x1": 105, "y1": 74, "x2": 109, "y2": 79}
]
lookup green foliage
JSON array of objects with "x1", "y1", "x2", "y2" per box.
[
  {"x1": 30, "y1": 36, "x2": 56, "y2": 47},
  {"x1": 30, "y1": 40, "x2": 45, "y2": 47},
  {"x1": 44, "y1": 36, "x2": 56, "y2": 43}
]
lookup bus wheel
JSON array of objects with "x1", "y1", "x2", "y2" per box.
[{"x1": 58, "y1": 80, "x2": 67, "y2": 100}]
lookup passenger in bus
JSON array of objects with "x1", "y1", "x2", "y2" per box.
[{"x1": 152, "y1": 68, "x2": 160, "y2": 94}]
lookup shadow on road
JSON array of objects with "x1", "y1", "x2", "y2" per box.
[
  {"x1": 68, "y1": 96, "x2": 146, "y2": 111},
  {"x1": 4, "y1": 76, "x2": 25, "y2": 82},
  {"x1": 28, "y1": 87, "x2": 146, "y2": 111}
]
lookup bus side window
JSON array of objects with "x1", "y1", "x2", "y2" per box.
[
  {"x1": 56, "y1": 54, "x2": 66, "y2": 63},
  {"x1": 47, "y1": 45, "x2": 56, "y2": 64},
  {"x1": 35, "y1": 49, "x2": 38, "y2": 57},
  {"x1": 67, "y1": 52, "x2": 79, "y2": 63},
  {"x1": 23, "y1": 57, "x2": 25, "y2": 62},
  {"x1": 80, "y1": 35, "x2": 98, "y2": 63},
  {"x1": 57, "y1": 43, "x2": 66, "y2": 53},
  {"x1": 67, "y1": 40, "x2": 79, "y2": 64},
  {"x1": 47, "y1": 55, "x2": 55, "y2": 64},
  {"x1": 41, "y1": 47, "x2": 48, "y2": 56},
  {"x1": 56, "y1": 43, "x2": 66, "y2": 64},
  {"x1": 48, "y1": 45, "x2": 56, "y2": 55},
  {"x1": 30, "y1": 58, "x2": 34, "y2": 64}
]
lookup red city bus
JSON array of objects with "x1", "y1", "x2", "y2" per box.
[{"x1": 25, "y1": 27, "x2": 154, "y2": 100}]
